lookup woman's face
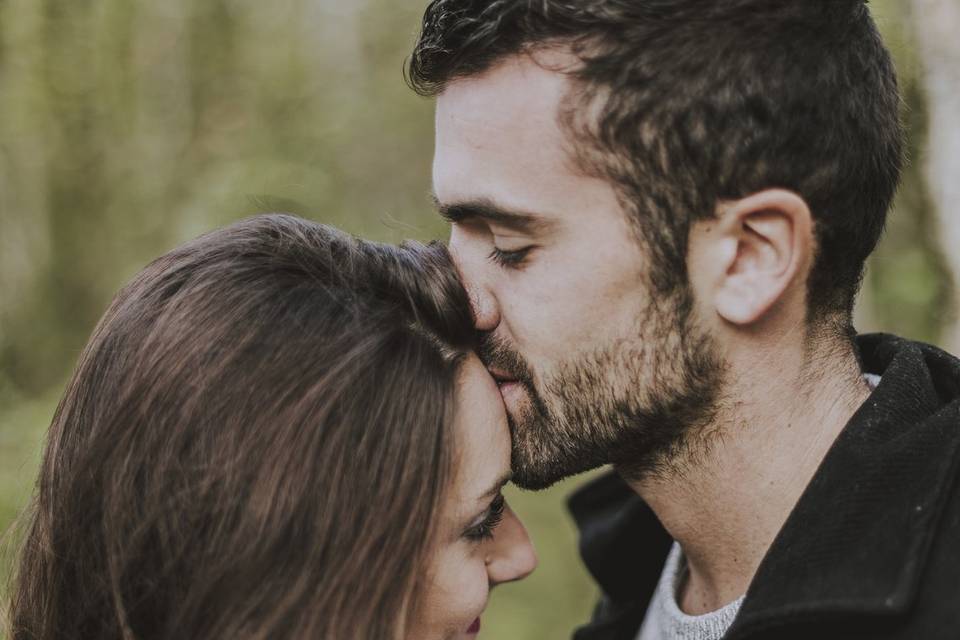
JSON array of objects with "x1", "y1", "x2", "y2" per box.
[{"x1": 410, "y1": 354, "x2": 538, "y2": 639}]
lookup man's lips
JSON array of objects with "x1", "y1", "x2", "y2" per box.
[
  {"x1": 487, "y1": 366, "x2": 529, "y2": 408},
  {"x1": 488, "y1": 366, "x2": 519, "y2": 387}
]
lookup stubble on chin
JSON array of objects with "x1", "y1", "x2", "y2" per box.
[{"x1": 488, "y1": 303, "x2": 726, "y2": 491}]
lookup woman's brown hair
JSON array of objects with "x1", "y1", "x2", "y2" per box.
[{"x1": 7, "y1": 214, "x2": 474, "y2": 639}]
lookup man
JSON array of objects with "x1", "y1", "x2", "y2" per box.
[{"x1": 408, "y1": 1, "x2": 960, "y2": 639}]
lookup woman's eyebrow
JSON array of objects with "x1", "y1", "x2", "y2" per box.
[
  {"x1": 461, "y1": 473, "x2": 512, "y2": 532},
  {"x1": 477, "y1": 471, "x2": 513, "y2": 503}
]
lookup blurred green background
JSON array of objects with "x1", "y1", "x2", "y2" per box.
[{"x1": 0, "y1": 1, "x2": 954, "y2": 638}]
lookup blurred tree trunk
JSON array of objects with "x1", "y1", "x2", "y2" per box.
[{"x1": 912, "y1": 0, "x2": 960, "y2": 351}]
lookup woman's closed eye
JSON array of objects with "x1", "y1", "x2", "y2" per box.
[{"x1": 464, "y1": 493, "x2": 507, "y2": 543}]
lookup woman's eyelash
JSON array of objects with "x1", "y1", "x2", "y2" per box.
[
  {"x1": 487, "y1": 246, "x2": 532, "y2": 268},
  {"x1": 465, "y1": 494, "x2": 507, "y2": 543}
]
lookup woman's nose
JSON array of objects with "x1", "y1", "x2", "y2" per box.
[{"x1": 486, "y1": 506, "x2": 537, "y2": 585}]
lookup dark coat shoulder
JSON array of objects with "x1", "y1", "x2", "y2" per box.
[{"x1": 569, "y1": 335, "x2": 960, "y2": 640}]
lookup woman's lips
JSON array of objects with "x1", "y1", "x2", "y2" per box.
[{"x1": 467, "y1": 618, "x2": 481, "y2": 634}]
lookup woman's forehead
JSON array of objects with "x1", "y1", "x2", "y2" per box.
[{"x1": 452, "y1": 356, "x2": 512, "y2": 501}]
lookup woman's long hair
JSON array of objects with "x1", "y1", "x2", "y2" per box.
[{"x1": 7, "y1": 214, "x2": 475, "y2": 639}]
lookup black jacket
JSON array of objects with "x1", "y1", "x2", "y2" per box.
[{"x1": 568, "y1": 334, "x2": 960, "y2": 640}]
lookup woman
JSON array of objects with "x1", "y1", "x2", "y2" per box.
[{"x1": 7, "y1": 214, "x2": 536, "y2": 639}]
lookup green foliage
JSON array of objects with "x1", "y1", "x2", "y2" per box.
[{"x1": 0, "y1": 1, "x2": 951, "y2": 638}]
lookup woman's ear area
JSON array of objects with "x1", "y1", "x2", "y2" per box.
[{"x1": 687, "y1": 189, "x2": 815, "y2": 326}]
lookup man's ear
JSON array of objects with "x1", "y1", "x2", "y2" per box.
[{"x1": 691, "y1": 189, "x2": 814, "y2": 326}]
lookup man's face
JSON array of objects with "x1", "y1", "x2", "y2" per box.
[{"x1": 433, "y1": 53, "x2": 721, "y2": 489}]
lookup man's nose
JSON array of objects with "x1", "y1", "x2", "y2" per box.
[
  {"x1": 468, "y1": 283, "x2": 500, "y2": 332},
  {"x1": 487, "y1": 507, "x2": 538, "y2": 586},
  {"x1": 448, "y1": 229, "x2": 501, "y2": 332}
]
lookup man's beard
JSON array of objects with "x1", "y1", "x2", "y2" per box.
[{"x1": 478, "y1": 290, "x2": 725, "y2": 490}]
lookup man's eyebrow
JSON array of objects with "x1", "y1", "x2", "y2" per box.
[{"x1": 431, "y1": 194, "x2": 554, "y2": 233}]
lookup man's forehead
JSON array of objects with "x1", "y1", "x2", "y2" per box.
[
  {"x1": 433, "y1": 55, "x2": 589, "y2": 206},
  {"x1": 435, "y1": 53, "x2": 573, "y2": 132}
]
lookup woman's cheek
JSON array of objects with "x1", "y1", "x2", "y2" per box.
[
  {"x1": 418, "y1": 546, "x2": 491, "y2": 639},
  {"x1": 465, "y1": 555, "x2": 492, "y2": 613},
  {"x1": 445, "y1": 551, "x2": 492, "y2": 634}
]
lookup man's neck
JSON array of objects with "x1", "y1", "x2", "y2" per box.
[{"x1": 622, "y1": 333, "x2": 872, "y2": 616}]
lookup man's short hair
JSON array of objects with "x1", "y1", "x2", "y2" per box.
[{"x1": 409, "y1": 0, "x2": 904, "y2": 322}]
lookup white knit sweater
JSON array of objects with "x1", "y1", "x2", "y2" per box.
[{"x1": 635, "y1": 543, "x2": 744, "y2": 640}]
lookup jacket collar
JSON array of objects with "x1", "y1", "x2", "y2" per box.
[
  {"x1": 569, "y1": 334, "x2": 960, "y2": 639},
  {"x1": 568, "y1": 471, "x2": 671, "y2": 607}
]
